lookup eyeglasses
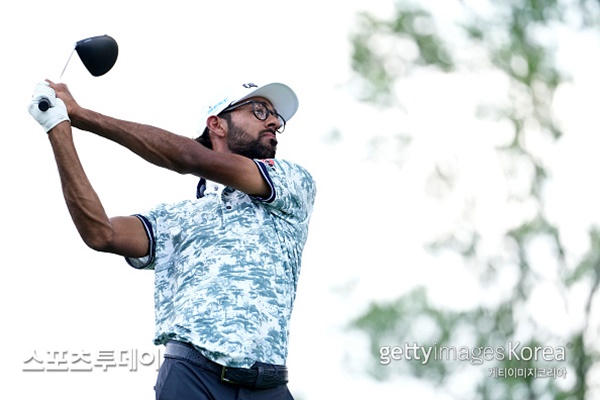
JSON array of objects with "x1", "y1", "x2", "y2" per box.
[{"x1": 221, "y1": 100, "x2": 286, "y2": 133}]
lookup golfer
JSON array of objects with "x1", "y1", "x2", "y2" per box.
[{"x1": 28, "y1": 80, "x2": 316, "y2": 400}]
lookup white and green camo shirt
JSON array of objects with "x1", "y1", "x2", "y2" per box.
[{"x1": 126, "y1": 158, "x2": 316, "y2": 368}]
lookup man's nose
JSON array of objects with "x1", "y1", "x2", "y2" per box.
[{"x1": 265, "y1": 113, "x2": 281, "y2": 131}]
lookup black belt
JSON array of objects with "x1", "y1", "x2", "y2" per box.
[{"x1": 164, "y1": 340, "x2": 289, "y2": 389}]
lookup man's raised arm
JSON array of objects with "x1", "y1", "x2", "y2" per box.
[
  {"x1": 48, "y1": 81, "x2": 270, "y2": 198},
  {"x1": 28, "y1": 82, "x2": 149, "y2": 257}
]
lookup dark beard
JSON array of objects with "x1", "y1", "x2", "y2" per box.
[{"x1": 227, "y1": 122, "x2": 277, "y2": 159}]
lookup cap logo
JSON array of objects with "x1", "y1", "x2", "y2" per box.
[
  {"x1": 243, "y1": 83, "x2": 258, "y2": 89},
  {"x1": 207, "y1": 98, "x2": 229, "y2": 114}
]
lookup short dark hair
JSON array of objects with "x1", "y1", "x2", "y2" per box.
[
  {"x1": 194, "y1": 128, "x2": 212, "y2": 149},
  {"x1": 194, "y1": 113, "x2": 233, "y2": 149}
]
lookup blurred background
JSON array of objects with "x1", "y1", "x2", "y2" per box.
[{"x1": 2, "y1": 0, "x2": 599, "y2": 398}]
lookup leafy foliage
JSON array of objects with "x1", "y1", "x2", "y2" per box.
[{"x1": 348, "y1": 0, "x2": 600, "y2": 398}]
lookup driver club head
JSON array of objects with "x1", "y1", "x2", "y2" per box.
[
  {"x1": 75, "y1": 35, "x2": 118, "y2": 77},
  {"x1": 38, "y1": 35, "x2": 119, "y2": 111}
]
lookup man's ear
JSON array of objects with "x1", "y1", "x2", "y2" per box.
[{"x1": 206, "y1": 115, "x2": 227, "y2": 138}]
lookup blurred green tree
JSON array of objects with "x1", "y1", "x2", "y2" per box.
[{"x1": 348, "y1": 1, "x2": 600, "y2": 398}]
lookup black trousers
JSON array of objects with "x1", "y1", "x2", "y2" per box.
[{"x1": 155, "y1": 355, "x2": 294, "y2": 400}]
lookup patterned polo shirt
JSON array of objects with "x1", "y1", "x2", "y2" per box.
[{"x1": 125, "y1": 158, "x2": 316, "y2": 368}]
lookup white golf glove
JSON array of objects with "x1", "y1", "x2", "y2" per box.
[{"x1": 28, "y1": 82, "x2": 70, "y2": 133}]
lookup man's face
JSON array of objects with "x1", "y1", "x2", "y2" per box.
[{"x1": 225, "y1": 97, "x2": 281, "y2": 159}]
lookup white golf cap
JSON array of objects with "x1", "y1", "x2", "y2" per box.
[{"x1": 199, "y1": 82, "x2": 299, "y2": 133}]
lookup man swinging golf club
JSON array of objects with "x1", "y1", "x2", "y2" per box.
[{"x1": 27, "y1": 78, "x2": 316, "y2": 399}]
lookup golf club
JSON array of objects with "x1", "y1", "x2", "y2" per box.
[{"x1": 38, "y1": 35, "x2": 118, "y2": 111}]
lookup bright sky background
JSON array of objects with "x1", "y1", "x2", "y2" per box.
[{"x1": 2, "y1": 1, "x2": 600, "y2": 399}]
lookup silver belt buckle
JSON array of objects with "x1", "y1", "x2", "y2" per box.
[{"x1": 221, "y1": 366, "x2": 234, "y2": 384}]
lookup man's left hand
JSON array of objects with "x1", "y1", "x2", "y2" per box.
[{"x1": 28, "y1": 81, "x2": 70, "y2": 133}]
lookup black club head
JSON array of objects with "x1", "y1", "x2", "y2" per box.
[{"x1": 75, "y1": 35, "x2": 118, "y2": 77}]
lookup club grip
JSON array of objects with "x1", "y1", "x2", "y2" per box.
[{"x1": 38, "y1": 98, "x2": 50, "y2": 112}]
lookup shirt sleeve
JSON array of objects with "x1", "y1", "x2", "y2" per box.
[
  {"x1": 251, "y1": 158, "x2": 317, "y2": 223},
  {"x1": 125, "y1": 214, "x2": 157, "y2": 270}
]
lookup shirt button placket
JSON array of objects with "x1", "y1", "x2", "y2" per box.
[{"x1": 222, "y1": 188, "x2": 233, "y2": 210}]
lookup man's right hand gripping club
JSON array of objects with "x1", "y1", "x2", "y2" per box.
[{"x1": 28, "y1": 81, "x2": 70, "y2": 133}]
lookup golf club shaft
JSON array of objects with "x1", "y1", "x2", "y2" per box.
[{"x1": 38, "y1": 48, "x2": 75, "y2": 111}]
